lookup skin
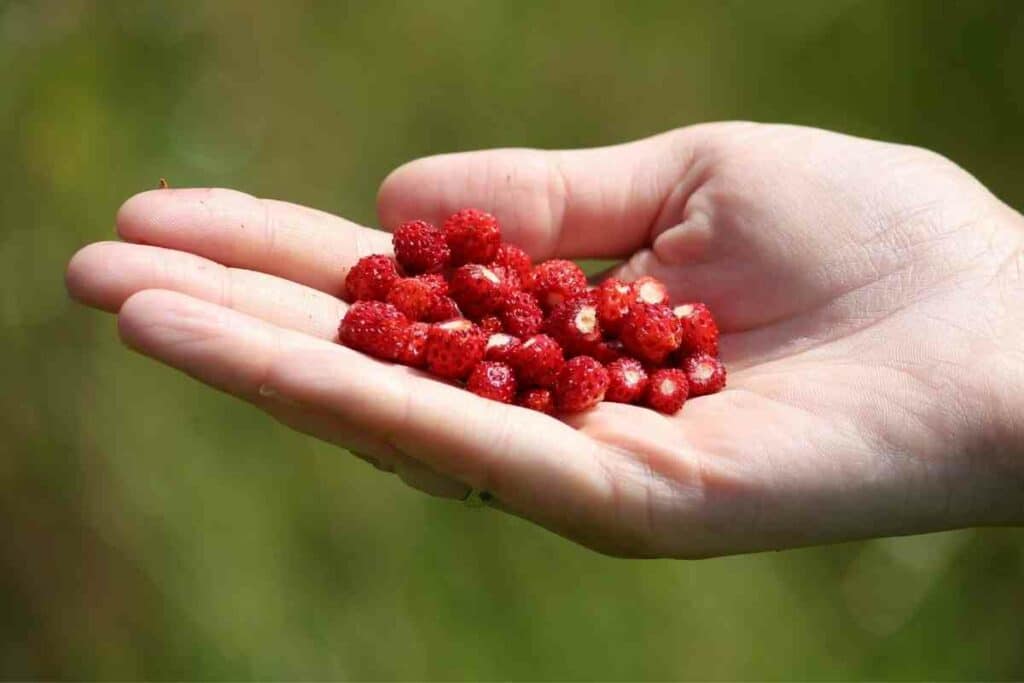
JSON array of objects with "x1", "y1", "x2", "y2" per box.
[{"x1": 65, "y1": 122, "x2": 1024, "y2": 557}]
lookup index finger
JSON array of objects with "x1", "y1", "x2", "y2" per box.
[{"x1": 117, "y1": 188, "x2": 392, "y2": 296}]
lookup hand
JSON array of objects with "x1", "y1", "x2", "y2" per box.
[{"x1": 66, "y1": 122, "x2": 1024, "y2": 557}]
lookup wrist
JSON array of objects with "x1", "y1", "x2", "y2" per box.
[{"x1": 971, "y1": 219, "x2": 1024, "y2": 524}]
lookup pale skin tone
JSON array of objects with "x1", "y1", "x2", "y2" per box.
[{"x1": 66, "y1": 122, "x2": 1024, "y2": 557}]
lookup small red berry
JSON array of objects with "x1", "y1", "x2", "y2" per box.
[
  {"x1": 510, "y1": 334, "x2": 565, "y2": 388},
  {"x1": 443, "y1": 208, "x2": 501, "y2": 265},
  {"x1": 517, "y1": 388, "x2": 555, "y2": 414},
  {"x1": 529, "y1": 259, "x2": 588, "y2": 311},
  {"x1": 631, "y1": 276, "x2": 669, "y2": 306},
  {"x1": 620, "y1": 303, "x2": 683, "y2": 365},
  {"x1": 499, "y1": 290, "x2": 543, "y2": 338},
  {"x1": 484, "y1": 333, "x2": 521, "y2": 364},
  {"x1": 595, "y1": 277, "x2": 633, "y2": 334},
  {"x1": 605, "y1": 357, "x2": 649, "y2": 404},
  {"x1": 491, "y1": 264, "x2": 523, "y2": 292},
  {"x1": 543, "y1": 298, "x2": 602, "y2": 357},
  {"x1": 415, "y1": 273, "x2": 448, "y2": 297},
  {"x1": 592, "y1": 338, "x2": 625, "y2": 364},
  {"x1": 392, "y1": 219, "x2": 450, "y2": 274},
  {"x1": 682, "y1": 352, "x2": 727, "y2": 396},
  {"x1": 338, "y1": 300, "x2": 409, "y2": 360},
  {"x1": 479, "y1": 316, "x2": 503, "y2": 335},
  {"x1": 673, "y1": 302, "x2": 720, "y2": 356},
  {"x1": 448, "y1": 264, "x2": 511, "y2": 319},
  {"x1": 424, "y1": 295, "x2": 461, "y2": 322},
  {"x1": 343, "y1": 255, "x2": 400, "y2": 302},
  {"x1": 386, "y1": 276, "x2": 441, "y2": 320},
  {"x1": 398, "y1": 321, "x2": 430, "y2": 367},
  {"x1": 491, "y1": 244, "x2": 533, "y2": 285},
  {"x1": 425, "y1": 319, "x2": 486, "y2": 380},
  {"x1": 554, "y1": 356, "x2": 609, "y2": 413},
  {"x1": 645, "y1": 368, "x2": 689, "y2": 415},
  {"x1": 467, "y1": 361, "x2": 518, "y2": 403}
]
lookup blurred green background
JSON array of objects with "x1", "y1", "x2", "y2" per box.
[{"x1": 3, "y1": 0, "x2": 1024, "y2": 679}]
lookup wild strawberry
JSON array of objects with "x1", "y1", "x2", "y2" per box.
[
  {"x1": 682, "y1": 352, "x2": 727, "y2": 396},
  {"x1": 467, "y1": 361, "x2": 518, "y2": 403},
  {"x1": 554, "y1": 356, "x2": 609, "y2": 413},
  {"x1": 592, "y1": 338, "x2": 625, "y2": 364},
  {"x1": 448, "y1": 264, "x2": 511, "y2": 319},
  {"x1": 645, "y1": 368, "x2": 689, "y2": 415},
  {"x1": 517, "y1": 388, "x2": 555, "y2": 415},
  {"x1": 543, "y1": 298, "x2": 602, "y2": 357},
  {"x1": 595, "y1": 277, "x2": 633, "y2": 334},
  {"x1": 491, "y1": 244, "x2": 533, "y2": 286},
  {"x1": 424, "y1": 296, "x2": 461, "y2": 322},
  {"x1": 415, "y1": 273, "x2": 448, "y2": 297},
  {"x1": 605, "y1": 357, "x2": 649, "y2": 404},
  {"x1": 398, "y1": 322, "x2": 430, "y2": 367},
  {"x1": 343, "y1": 255, "x2": 400, "y2": 302},
  {"x1": 479, "y1": 316, "x2": 503, "y2": 335},
  {"x1": 443, "y1": 208, "x2": 501, "y2": 265},
  {"x1": 386, "y1": 276, "x2": 441, "y2": 320},
  {"x1": 631, "y1": 276, "x2": 669, "y2": 306},
  {"x1": 499, "y1": 290, "x2": 543, "y2": 338},
  {"x1": 492, "y1": 264, "x2": 523, "y2": 292},
  {"x1": 510, "y1": 334, "x2": 565, "y2": 388},
  {"x1": 484, "y1": 333, "x2": 521, "y2": 364},
  {"x1": 392, "y1": 219, "x2": 450, "y2": 274},
  {"x1": 425, "y1": 319, "x2": 486, "y2": 380},
  {"x1": 620, "y1": 303, "x2": 683, "y2": 365},
  {"x1": 674, "y1": 302, "x2": 720, "y2": 356},
  {"x1": 338, "y1": 301, "x2": 409, "y2": 360},
  {"x1": 529, "y1": 259, "x2": 588, "y2": 311}
]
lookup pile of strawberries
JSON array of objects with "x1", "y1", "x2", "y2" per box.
[{"x1": 339, "y1": 209, "x2": 725, "y2": 415}]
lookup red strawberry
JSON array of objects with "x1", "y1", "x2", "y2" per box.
[
  {"x1": 398, "y1": 322, "x2": 430, "y2": 367},
  {"x1": 605, "y1": 357, "x2": 649, "y2": 404},
  {"x1": 544, "y1": 298, "x2": 602, "y2": 357},
  {"x1": 645, "y1": 368, "x2": 689, "y2": 415},
  {"x1": 595, "y1": 277, "x2": 633, "y2": 334},
  {"x1": 479, "y1": 316, "x2": 503, "y2": 335},
  {"x1": 491, "y1": 243, "x2": 533, "y2": 286},
  {"x1": 425, "y1": 319, "x2": 486, "y2": 380},
  {"x1": 467, "y1": 361, "x2": 518, "y2": 403},
  {"x1": 443, "y1": 208, "x2": 501, "y2": 265},
  {"x1": 510, "y1": 334, "x2": 565, "y2": 388},
  {"x1": 499, "y1": 290, "x2": 543, "y2": 338},
  {"x1": 517, "y1": 388, "x2": 555, "y2": 415},
  {"x1": 673, "y1": 302, "x2": 720, "y2": 356},
  {"x1": 386, "y1": 277, "x2": 441, "y2": 320},
  {"x1": 448, "y1": 264, "x2": 511, "y2": 319},
  {"x1": 529, "y1": 259, "x2": 588, "y2": 311},
  {"x1": 484, "y1": 333, "x2": 521, "y2": 364},
  {"x1": 415, "y1": 273, "x2": 448, "y2": 297},
  {"x1": 554, "y1": 356, "x2": 609, "y2": 413},
  {"x1": 592, "y1": 338, "x2": 625, "y2": 364},
  {"x1": 425, "y1": 295, "x2": 461, "y2": 322},
  {"x1": 491, "y1": 264, "x2": 523, "y2": 292},
  {"x1": 392, "y1": 219, "x2": 450, "y2": 274},
  {"x1": 631, "y1": 276, "x2": 669, "y2": 306},
  {"x1": 338, "y1": 301, "x2": 409, "y2": 360},
  {"x1": 682, "y1": 352, "x2": 727, "y2": 396},
  {"x1": 620, "y1": 303, "x2": 683, "y2": 365},
  {"x1": 343, "y1": 255, "x2": 400, "y2": 302}
]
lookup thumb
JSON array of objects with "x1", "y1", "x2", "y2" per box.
[{"x1": 375, "y1": 122, "x2": 742, "y2": 260}]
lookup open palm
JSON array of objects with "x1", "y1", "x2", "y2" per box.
[{"x1": 67, "y1": 122, "x2": 1024, "y2": 557}]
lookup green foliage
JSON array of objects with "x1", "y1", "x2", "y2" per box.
[{"x1": 1, "y1": 0, "x2": 1022, "y2": 678}]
